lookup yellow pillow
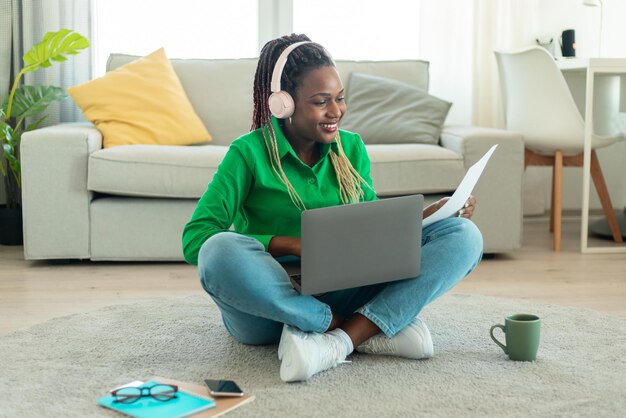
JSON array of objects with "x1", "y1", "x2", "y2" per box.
[{"x1": 68, "y1": 48, "x2": 211, "y2": 148}]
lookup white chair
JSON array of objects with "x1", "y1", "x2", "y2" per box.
[{"x1": 494, "y1": 46, "x2": 623, "y2": 251}]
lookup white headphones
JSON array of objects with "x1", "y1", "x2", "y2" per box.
[{"x1": 268, "y1": 41, "x2": 312, "y2": 119}]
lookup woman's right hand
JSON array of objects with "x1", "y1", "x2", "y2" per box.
[{"x1": 268, "y1": 236, "x2": 301, "y2": 257}]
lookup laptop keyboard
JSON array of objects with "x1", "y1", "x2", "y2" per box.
[{"x1": 289, "y1": 274, "x2": 302, "y2": 285}]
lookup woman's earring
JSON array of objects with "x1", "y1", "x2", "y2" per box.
[{"x1": 288, "y1": 117, "x2": 292, "y2": 125}]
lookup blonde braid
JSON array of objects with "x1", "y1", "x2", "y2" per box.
[
  {"x1": 329, "y1": 132, "x2": 374, "y2": 204},
  {"x1": 261, "y1": 121, "x2": 307, "y2": 211}
]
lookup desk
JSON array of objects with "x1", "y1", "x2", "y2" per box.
[
  {"x1": 558, "y1": 58, "x2": 626, "y2": 253},
  {"x1": 558, "y1": 58, "x2": 625, "y2": 136}
]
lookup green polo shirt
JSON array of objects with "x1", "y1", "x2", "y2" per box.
[{"x1": 182, "y1": 117, "x2": 378, "y2": 265}]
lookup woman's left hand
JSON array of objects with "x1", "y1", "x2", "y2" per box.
[
  {"x1": 423, "y1": 195, "x2": 477, "y2": 219},
  {"x1": 456, "y1": 195, "x2": 476, "y2": 219}
]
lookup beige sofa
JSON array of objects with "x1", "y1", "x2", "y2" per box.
[{"x1": 20, "y1": 55, "x2": 524, "y2": 260}]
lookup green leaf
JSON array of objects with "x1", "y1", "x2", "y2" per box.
[
  {"x1": 1, "y1": 122, "x2": 14, "y2": 145},
  {"x1": 22, "y1": 29, "x2": 90, "y2": 72},
  {"x1": 3, "y1": 142, "x2": 21, "y2": 177},
  {"x1": 25, "y1": 115, "x2": 48, "y2": 132},
  {"x1": 3, "y1": 142, "x2": 13, "y2": 155},
  {"x1": 4, "y1": 85, "x2": 66, "y2": 119},
  {"x1": 1, "y1": 124, "x2": 19, "y2": 183}
]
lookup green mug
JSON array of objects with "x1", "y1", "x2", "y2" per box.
[{"x1": 490, "y1": 314, "x2": 541, "y2": 361}]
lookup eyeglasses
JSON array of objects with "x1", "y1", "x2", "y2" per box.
[{"x1": 111, "y1": 384, "x2": 179, "y2": 404}]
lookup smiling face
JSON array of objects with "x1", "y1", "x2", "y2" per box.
[{"x1": 282, "y1": 65, "x2": 346, "y2": 149}]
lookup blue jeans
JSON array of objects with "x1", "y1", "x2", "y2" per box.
[{"x1": 198, "y1": 217, "x2": 483, "y2": 345}]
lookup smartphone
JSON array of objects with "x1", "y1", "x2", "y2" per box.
[{"x1": 204, "y1": 379, "x2": 244, "y2": 397}]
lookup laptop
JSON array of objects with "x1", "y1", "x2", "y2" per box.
[{"x1": 281, "y1": 194, "x2": 423, "y2": 295}]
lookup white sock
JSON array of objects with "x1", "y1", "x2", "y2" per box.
[{"x1": 327, "y1": 328, "x2": 354, "y2": 358}]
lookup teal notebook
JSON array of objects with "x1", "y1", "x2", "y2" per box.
[{"x1": 98, "y1": 381, "x2": 216, "y2": 418}]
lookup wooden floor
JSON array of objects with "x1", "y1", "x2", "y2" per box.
[{"x1": 1, "y1": 218, "x2": 625, "y2": 335}]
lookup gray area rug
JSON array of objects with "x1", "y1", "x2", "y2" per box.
[{"x1": 1, "y1": 293, "x2": 625, "y2": 417}]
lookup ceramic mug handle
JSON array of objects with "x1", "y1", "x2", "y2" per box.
[{"x1": 490, "y1": 324, "x2": 508, "y2": 354}]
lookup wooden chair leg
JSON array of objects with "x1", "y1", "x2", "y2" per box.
[
  {"x1": 553, "y1": 151, "x2": 563, "y2": 251},
  {"x1": 550, "y1": 163, "x2": 556, "y2": 233},
  {"x1": 590, "y1": 150, "x2": 624, "y2": 243}
]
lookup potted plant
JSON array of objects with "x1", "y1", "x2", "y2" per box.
[{"x1": 0, "y1": 29, "x2": 89, "y2": 245}]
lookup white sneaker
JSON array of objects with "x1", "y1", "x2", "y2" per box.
[
  {"x1": 278, "y1": 325, "x2": 350, "y2": 382},
  {"x1": 356, "y1": 317, "x2": 434, "y2": 359}
]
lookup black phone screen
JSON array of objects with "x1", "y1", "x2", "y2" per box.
[{"x1": 204, "y1": 379, "x2": 244, "y2": 396}]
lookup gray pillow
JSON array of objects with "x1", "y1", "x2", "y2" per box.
[{"x1": 340, "y1": 72, "x2": 452, "y2": 145}]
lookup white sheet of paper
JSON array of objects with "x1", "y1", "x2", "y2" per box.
[{"x1": 423, "y1": 144, "x2": 498, "y2": 228}]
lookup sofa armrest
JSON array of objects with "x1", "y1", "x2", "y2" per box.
[
  {"x1": 441, "y1": 125, "x2": 525, "y2": 253},
  {"x1": 21, "y1": 123, "x2": 102, "y2": 260}
]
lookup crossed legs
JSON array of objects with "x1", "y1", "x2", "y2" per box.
[{"x1": 198, "y1": 216, "x2": 483, "y2": 381}]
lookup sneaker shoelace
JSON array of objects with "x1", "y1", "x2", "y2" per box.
[
  {"x1": 365, "y1": 334, "x2": 397, "y2": 354},
  {"x1": 316, "y1": 334, "x2": 351, "y2": 373}
]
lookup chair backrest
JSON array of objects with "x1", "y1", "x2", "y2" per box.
[{"x1": 494, "y1": 47, "x2": 585, "y2": 154}]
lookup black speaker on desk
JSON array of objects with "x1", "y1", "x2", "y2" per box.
[{"x1": 560, "y1": 29, "x2": 576, "y2": 57}]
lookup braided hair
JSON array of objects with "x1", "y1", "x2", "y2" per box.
[{"x1": 252, "y1": 34, "x2": 372, "y2": 211}]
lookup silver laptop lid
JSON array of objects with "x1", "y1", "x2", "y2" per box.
[{"x1": 299, "y1": 194, "x2": 423, "y2": 295}]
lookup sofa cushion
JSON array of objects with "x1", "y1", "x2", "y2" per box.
[
  {"x1": 341, "y1": 73, "x2": 451, "y2": 145},
  {"x1": 366, "y1": 144, "x2": 464, "y2": 195},
  {"x1": 88, "y1": 144, "x2": 228, "y2": 198},
  {"x1": 69, "y1": 48, "x2": 211, "y2": 149}
]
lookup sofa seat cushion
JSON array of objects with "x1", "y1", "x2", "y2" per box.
[
  {"x1": 88, "y1": 143, "x2": 463, "y2": 199},
  {"x1": 366, "y1": 144, "x2": 464, "y2": 196},
  {"x1": 88, "y1": 144, "x2": 228, "y2": 198}
]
